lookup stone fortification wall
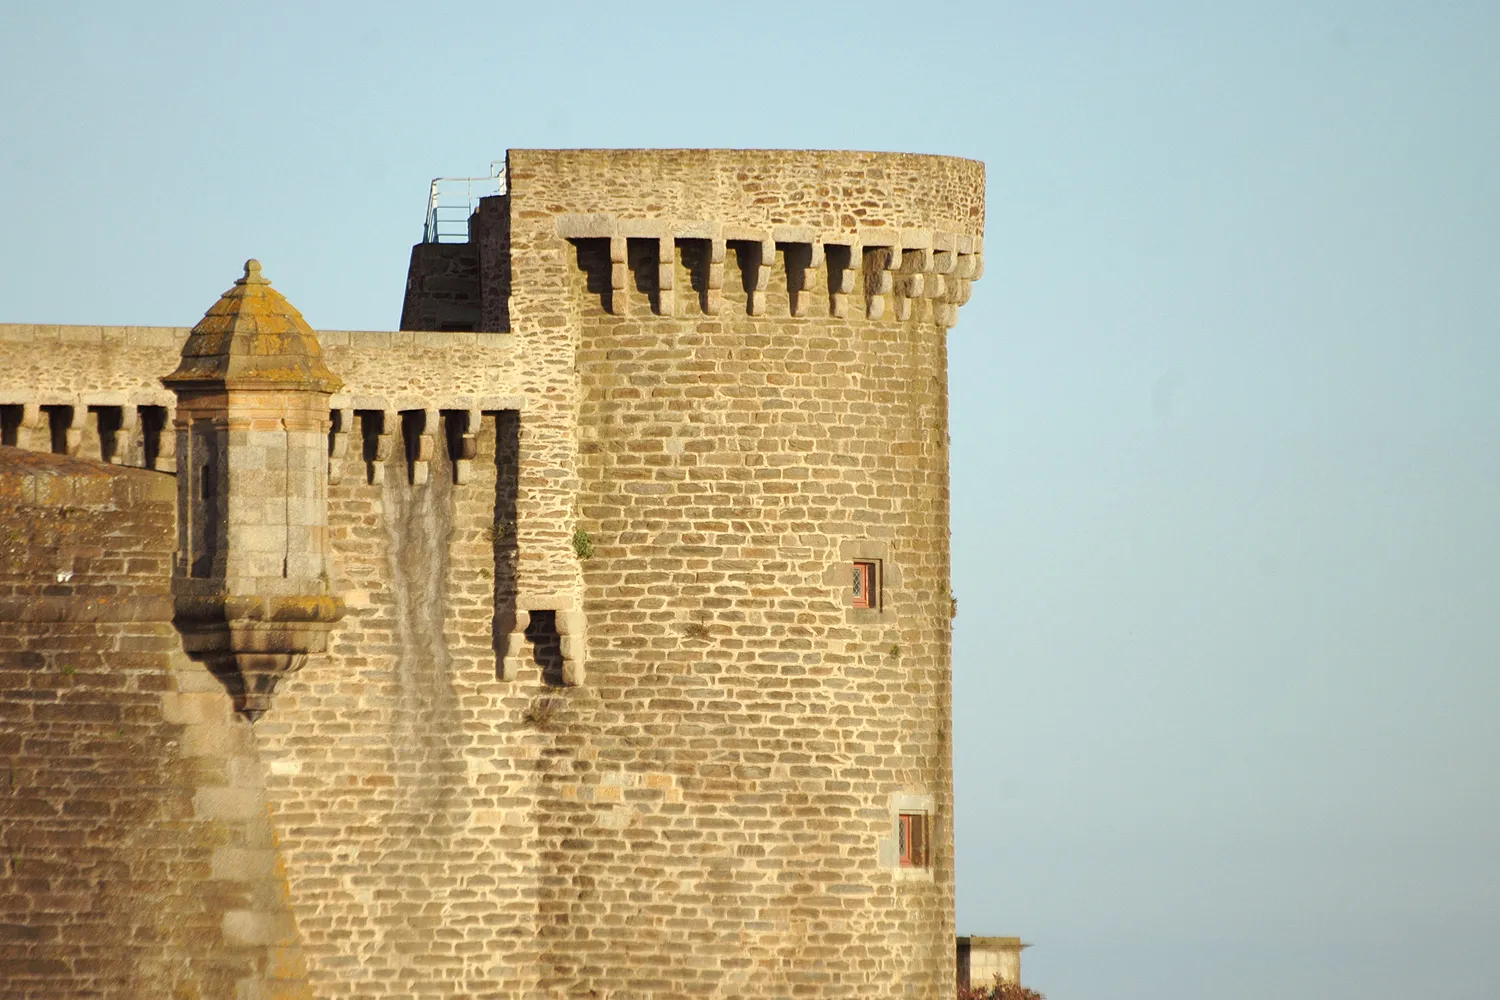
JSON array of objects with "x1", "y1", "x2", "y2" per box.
[
  {"x1": 0, "y1": 448, "x2": 310, "y2": 1000},
  {"x1": 509, "y1": 148, "x2": 984, "y2": 232},
  {"x1": 400, "y1": 242, "x2": 481, "y2": 333},
  {"x1": 0, "y1": 148, "x2": 983, "y2": 1000},
  {"x1": 247, "y1": 417, "x2": 556, "y2": 998},
  {"x1": 0, "y1": 324, "x2": 554, "y2": 998},
  {"x1": 0, "y1": 325, "x2": 525, "y2": 473},
  {"x1": 490, "y1": 148, "x2": 983, "y2": 998}
]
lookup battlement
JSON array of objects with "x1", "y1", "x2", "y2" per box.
[{"x1": 0, "y1": 324, "x2": 523, "y2": 481}]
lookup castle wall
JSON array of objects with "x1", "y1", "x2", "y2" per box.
[
  {"x1": 243, "y1": 399, "x2": 605, "y2": 999},
  {"x1": 0, "y1": 148, "x2": 984, "y2": 1000},
  {"x1": 507, "y1": 148, "x2": 984, "y2": 233},
  {"x1": 0, "y1": 327, "x2": 550, "y2": 998},
  {"x1": 564, "y1": 259, "x2": 955, "y2": 997},
  {"x1": 400, "y1": 242, "x2": 481, "y2": 332},
  {"x1": 0, "y1": 325, "x2": 524, "y2": 418},
  {"x1": 498, "y1": 148, "x2": 983, "y2": 998},
  {"x1": 0, "y1": 448, "x2": 310, "y2": 1000}
]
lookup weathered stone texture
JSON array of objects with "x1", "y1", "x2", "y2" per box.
[
  {"x1": 508, "y1": 148, "x2": 984, "y2": 232},
  {"x1": 0, "y1": 448, "x2": 310, "y2": 1000},
  {"x1": 400, "y1": 242, "x2": 481, "y2": 333},
  {"x1": 502, "y1": 149, "x2": 975, "y2": 998},
  {"x1": 0, "y1": 148, "x2": 984, "y2": 999},
  {"x1": 0, "y1": 326, "x2": 524, "y2": 417},
  {"x1": 956, "y1": 936, "x2": 1027, "y2": 990},
  {"x1": 250, "y1": 420, "x2": 559, "y2": 998}
]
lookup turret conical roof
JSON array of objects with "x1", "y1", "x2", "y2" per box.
[{"x1": 162, "y1": 259, "x2": 342, "y2": 392}]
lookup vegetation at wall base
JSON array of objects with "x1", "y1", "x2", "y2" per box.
[{"x1": 959, "y1": 980, "x2": 1046, "y2": 1000}]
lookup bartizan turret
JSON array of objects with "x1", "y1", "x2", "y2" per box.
[{"x1": 162, "y1": 259, "x2": 343, "y2": 720}]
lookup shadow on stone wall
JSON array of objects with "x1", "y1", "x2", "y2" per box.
[
  {"x1": 490, "y1": 410, "x2": 520, "y2": 678},
  {"x1": 381, "y1": 415, "x2": 463, "y2": 809}
]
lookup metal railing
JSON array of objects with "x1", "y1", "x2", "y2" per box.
[{"x1": 423, "y1": 160, "x2": 506, "y2": 243}]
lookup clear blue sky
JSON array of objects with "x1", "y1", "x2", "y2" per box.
[{"x1": 4, "y1": 3, "x2": 1498, "y2": 997}]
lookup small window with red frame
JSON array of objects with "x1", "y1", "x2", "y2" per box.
[
  {"x1": 852, "y1": 560, "x2": 878, "y2": 609},
  {"x1": 898, "y1": 811, "x2": 928, "y2": 868}
]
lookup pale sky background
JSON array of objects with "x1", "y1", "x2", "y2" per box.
[{"x1": 3, "y1": 3, "x2": 1498, "y2": 997}]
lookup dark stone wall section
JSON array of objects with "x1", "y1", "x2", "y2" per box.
[
  {"x1": 399, "y1": 242, "x2": 481, "y2": 332},
  {"x1": 0, "y1": 448, "x2": 307, "y2": 1000}
]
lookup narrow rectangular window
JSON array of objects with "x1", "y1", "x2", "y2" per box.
[
  {"x1": 852, "y1": 560, "x2": 878, "y2": 609},
  {"x1": 189, "y1": 418, "x2": 219, "y2": 579},
  {"x1": 898, "y1": 812, "x2": 929, "y2": 868}
]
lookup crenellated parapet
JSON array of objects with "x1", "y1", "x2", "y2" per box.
[
  {"x1": 0, "y1": 394, "x2": 177, "y2": 471},
  {"x1": 0, "y1": 324, "x2": 526, "y2": 484}
]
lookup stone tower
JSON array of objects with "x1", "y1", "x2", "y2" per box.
[
  {"x1": 162, "y1": 259, "x2": 343, "y2": 720},
  {"x1": 405, "y1": 149, "x2": 986, "y2": 998},
  {"x1": 0, "y1": 148, "x2": 984, "y2": 1000}
]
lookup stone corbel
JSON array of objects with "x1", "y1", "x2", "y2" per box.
[
  {"x1": 932, "y1": 231, "x2": 959, "y2": 282},
  {"x1": 18, "y1": 402, "x2": 47, "y2": 452},
  {"x1": 929, "y1": 247, "x2": 956, "y2": 324},
  {"x1": 743, "y1": 236, "x2": 775, "y2": 316},
  {"x1": 174, "y1": 593, "x2": 343, "y2": 721},
  {"x1": 78, "y1": 404, "x2": 108, "y2": 464},
  {"x1": 706, "y1": 239, "x2": 726, "y2": 315},
  {"x1": 118, "y1": 404, "x2": 141, "y2": 467},
  {"x1": 609, "y1": 235, "x2": 629, "y2": 316},
  {"x1": 366, "y1": 410, "x2": 395, "y2": 483},
  {"x1": 774, "y1": 226, "x2": 822, "y2": 318},
  {"x1": 406, "y1": 409, "x2": 438, "y2": 486},
  {"x1": 156, "y1": 407, "x2": 177, "y2": 473},
  {"x1": 57, "y1": 403, "x2": 83, "y2": 456},
  {"x1": 498, "y1": 611, "x2": 530, "y2": 682},
  {"x1": 556, "y1": 609, "x2": 587, "y2": 686},
  {"x1": 937, "y1": 249, "x2": 980, "y2": 327},
  {"x1": 655, "y1": 238, "x2": 675, "y2": 316},
  {"x1": 863, "y1": 242, "x2": 900, "y2": 321},
  {"x1": 894, "y1": 243, "x2": 934, "y2": 323},
  {"x1": 803, "y1": 241, "x2": 826, "y2": 317},
  {"x1": 724, "y1": 229, "x2": 774, "y2": 316},
  {"x1": 453, "y1": 408, "x2": 481, "y2": 485},
  {"x1": 328, "y1": 407, "x2": 353, "y2": 485},
  {"x1": 828, "y1": 242, "x2": 861, "y2": 319}
]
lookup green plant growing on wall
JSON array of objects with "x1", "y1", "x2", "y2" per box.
[{"x1": 572, "y1": 528, "x2": 595, "y2": 560}]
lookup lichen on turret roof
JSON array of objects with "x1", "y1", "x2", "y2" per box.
[{"x1": 162, "y1": 259, "x2": 342, "y2": 392}]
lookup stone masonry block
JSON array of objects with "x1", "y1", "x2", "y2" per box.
[
  {"x1": 195, "y1": 786, "x2": 265, "y2": 822},
  {"x1": 222, "y1": 909, "x2": 281, "y2": 947},
  {"x1": 212, "y1": 848, "x2": 280, "y2": 881}
]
